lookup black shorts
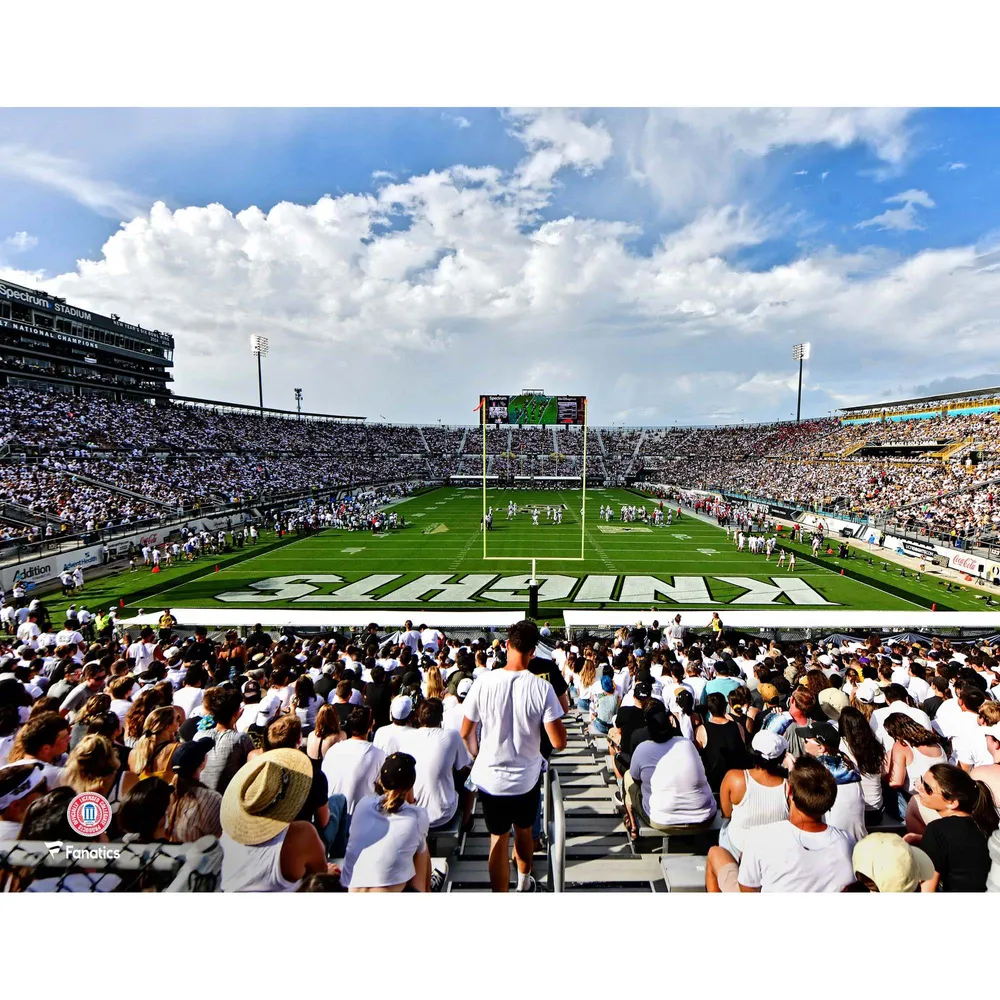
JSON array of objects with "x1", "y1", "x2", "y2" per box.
[{"x1": 479, "y1": 780, "x2": 542, "y2": 836}]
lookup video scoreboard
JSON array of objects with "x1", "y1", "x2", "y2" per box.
[{"x1": 481, "y1": 393, "x2": 587, "y2": 426}]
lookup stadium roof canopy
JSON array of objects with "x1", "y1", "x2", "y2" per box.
[{"x1": 840, "y1": 385, "x2": 1000, "y2": 413}]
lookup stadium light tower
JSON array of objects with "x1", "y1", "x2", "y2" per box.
[
  {"x1": 792, "y1": 342, "x2": 811, "y2": 423},
  {"x1": 250, "y1": 336, "x2": 269, "y2": 418},
  {"x1": 294, "y1": 387, "x2": 303, "y2": 420}
]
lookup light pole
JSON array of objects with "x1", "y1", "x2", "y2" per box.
[
  {"x1": 792, "y1": 342, "x2": 811, "y2": 423},
  {"x1": 250, "y1": 336, "x2": 269, "y2": 418},
  {"x1": 294, "y1": 387, "x2": 303, "y2": 420}
]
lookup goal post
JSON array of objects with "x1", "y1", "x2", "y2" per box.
[{"x1": 478, "y1": 392, "x2": 589, "y2": 565}]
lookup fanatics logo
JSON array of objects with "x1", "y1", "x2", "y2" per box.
[{"x1": 67, "y1": 792, "x2": 113, "y2": 837}]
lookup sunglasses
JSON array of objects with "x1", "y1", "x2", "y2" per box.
[{"x1": 921, "y1": 777, "x2": 937, "y2": 796}]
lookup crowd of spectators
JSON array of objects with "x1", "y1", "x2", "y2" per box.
[
  {"x1": 5, "y1": 385, "x2": 1000, "y2": 546},
  {"x1": 557, "y1": 622, "x2": 1000, "y2": 891},
  {"x1": 1, "y1": 602, "x2": 999, "y2": 891}
]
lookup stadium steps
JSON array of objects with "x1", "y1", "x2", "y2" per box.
[
  {"x1": 62, "y1": 469, "x2": 185, "y2": 509},
  {"x1": 416, "y1": 426, "x2": 431, "y2": 453},
  {"x1": 0, "y1": 498, "x2": 50, "y2": 530},
  {"x1": 445, "y1": 712, "x2": 664, "y2": 892}
]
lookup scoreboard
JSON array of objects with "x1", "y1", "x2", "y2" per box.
[{"x1": 481, "y1": 393, "x2": 587, "y2": 425}]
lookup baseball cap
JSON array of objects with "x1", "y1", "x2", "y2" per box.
[
  {"x1": 456, "y1": 678, "x2": 474, "y2": 697},
  {"x1": 634, "y1": 680, "x2": 653, "y2": 700},
  {"x1": 241, "y1": 679, "x2": 261, "y2": 699},
  {"x1": 379, "y1": 752, "x2": 417, "y2": 791},
  {"x1": 855, "y1": 679, "x2": 882, "y2": 704},
  {"x1": 983, "y1": 723, "x2": 1000, "y2": 742},
  {"x1": 390, "y1": 695, "x2": 413, "y2": 722},
  {"x1": 758, "y1": 682, "x2": 779, "y2": 704},
  {"x1": 818, "y1": 688, "x2": 850, "y2": 721},
  {"x1": 751, "y1": 730, "x2": 788, "y2": 760},
  {"x1": 170, "y1": 739, "x2": 212, "y2": 776},
  {"x1": 852, "y1": 833, "x2": 936, "y2": 892},
  {"x1": 799, "y1": 722, "x2": 841, "y2": 751}
]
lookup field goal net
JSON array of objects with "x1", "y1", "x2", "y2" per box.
[
  {"x1": 478, "y1": 392, "x2": 589, "y2": 574},
  {"x1": 0, "y1": 834, "x2": 223, "y2": 892}
]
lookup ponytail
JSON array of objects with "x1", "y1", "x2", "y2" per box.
[
  {"x1": 972, "y1": 779, "x2": 1000, "y2": 837},
  {"x1": 375, "y1": 782, "x2": 409, "y2": 814}
]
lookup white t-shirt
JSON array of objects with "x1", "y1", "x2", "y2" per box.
[
  {"x1": 340, "y1": 795, "x2": 429, "y2": 889},
  {"x1": 16, "y1": 621, "x2": 40, "y2": 649},
  {"x1": 629, "y1": 737, "x2": 715, "y2": 827},
  {"x1": 400, "y1": 630, "x2": 422, "y2": 654},
  {"x1": 420, "y1": 628, "x2": 444, "y2": 653},
  {"x1": 373, "y1": 723, "x2": 412, "y2": 756},
  {"x1": 125, "y1": 641, "x2": 157, "y2": 673},
  {"x1": 932, "y1": 698, "x2": 964, "y2": 738},
  {"x1": 57, "y1": 628, "x2": 84, "y2": 648},
  {"x1": 463, "y1": 669, "x2": 563, "y2": 796},
  {"x1": 738, "y1": 820, "x2": 855, "y2": 892},
  {"x1": 321, "y1": 739, "x2": 386, "y2": 814},
  {"x1": 950, "y1": 711, "x2": 993, "y2": 768},
  {"x1": 396, "y1": 726, "x2": 472, "y2": 826},
  {"x1": 173, "y1": 685, "x2": 206, "y2": 720}
]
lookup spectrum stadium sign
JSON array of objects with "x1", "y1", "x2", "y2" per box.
[{"x1": 216, "y1": 573, "x2": 836, "y2": 606}]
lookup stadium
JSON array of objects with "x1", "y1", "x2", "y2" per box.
[{"x1": 0, "y1": 270, "x2": 998, "y2": 895}]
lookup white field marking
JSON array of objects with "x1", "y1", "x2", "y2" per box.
[
  {"x1": 697, "y1": 548, "x2": 720, "y2": 556},
  {"x1": 341, "y1": 548, "x2": 365, "y2": 554},
  {"x1": 672, "y1": 533, "x2": 692, "y2": 540}
]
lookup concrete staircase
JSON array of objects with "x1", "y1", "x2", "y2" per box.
[{"x1": 444, "y1": 711, "x2": 666, "y2": 892}]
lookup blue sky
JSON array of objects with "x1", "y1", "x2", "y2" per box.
[{"x1": 2, "y1": 108, "x2": 999, "y2": 424}]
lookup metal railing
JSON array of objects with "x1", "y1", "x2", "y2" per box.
[
  {"x1": 542, "y1": 766, "x2": 565, "y2": 893},
  {"x1": 0, "y1": 834, "x2": 222, "y2": 892}
]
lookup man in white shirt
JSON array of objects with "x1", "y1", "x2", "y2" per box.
[
  {"x1": 15, "y1": 613, "x2": 41, "y2": 651},
  {"x1": 706, "y1": 756, "x2": 855, "y2": 892},
  {"x1": 870, "y1": 684, "x2": 933, "y2": 751},
  {"x1": 374, "y1": 696, "x2": 414, "y2": 755},
  {"x1": 460, "y1": 620, "x2": 566, "y2": 893},
  {"x1": 125, "y1": 628, "x2": 161, "y2": 675},
  {"x1": 419, "y1": 625, "x2": 444, "y2": 655},
  {"x1": 948, "y1": 686, "x2": 993, "y2": 769},
  {"x1": 398, "y1": 699, "x2": 473, "y2": 828},
  {"x1": 55, "y1": 618, "x2": 85, "y2": 653},
  {"x1": 399, "y1": 621, "x2": 422, "y2": 656},
  {"x1": 321, "y1": 706, "x2": 385, "y2": 815}
]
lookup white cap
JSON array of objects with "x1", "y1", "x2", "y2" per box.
[
  {"x1": 457, "y1": 678, "x2": 474, "y2": 697},
  {"x1": 390, "y1": 695, "x2": 413, "y2": 721},
  {"x1": 751, "y1": 730, "x2": 788, "y2": 760}
]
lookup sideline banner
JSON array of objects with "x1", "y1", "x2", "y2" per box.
[{"x1": 0, "y1": 544, "x2": 103, "y2": 592}]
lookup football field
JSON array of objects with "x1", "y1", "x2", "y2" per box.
[{"x1": 92, "y1": 487, "x2": 991, "y2": 614}]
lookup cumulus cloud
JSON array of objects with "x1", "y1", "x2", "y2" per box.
[
  {"x1": 0, "y1": 145, "x2": 146, "y2": 218},
  {"x1": 621, "y1": 108, "x2": 912, "y2": 215},
  {"x1": 442, "y1": 113, "x2": 471, "y2": 129},
  {"x1": 2, "y1": 231, "x2": 37, "y2": 253},
  {"x1": 945, "y1": 161, "x2": 966, "y2": 170},
  {"x1": 4, "y1": 110, "x2": 998, "y2": 426}
]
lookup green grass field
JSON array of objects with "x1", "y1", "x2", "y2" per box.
[{"x1": 52, "y1": 487, "x2": 995, "y2": 615}]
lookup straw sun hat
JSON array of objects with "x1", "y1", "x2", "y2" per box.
[{"x1": 220, "y1": 748, "x2": 314, "y2": 846}]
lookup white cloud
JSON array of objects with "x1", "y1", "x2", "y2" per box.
[
  {"x1": 794, "y1": 169, "x2": 808, "y2": 176},
  {"x1": 945, "y1": 161, "x2": 967, "y2": 170},
  {"x1": 0, "y1": 144, "x2": 146, "y2": 218},
  {"x1": 371, "y1": 169, "x2": 396, "y2": 181},
  {"x1": 857, "y1": 188, "x2": 935, "y2": 232},
  {"x1": 621, "y1": 108, "x2": 912, "y2": 215},
  {"x1": 886, "y1": 188, "x2": 935, "y2": 209},
  {"x1": 6, "y1": 110, "x2": 1000, "y2": 426},
  {"x1": 2, "y1": 231, "x2": 38, "y2": 253},
  {"x1": 442, "y1": 113, "x2": 471, "y2": 129}
]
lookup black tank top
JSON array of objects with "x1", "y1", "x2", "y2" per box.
[{"x1": 701, "y1": 719, "x2": 746, "y2": 792}]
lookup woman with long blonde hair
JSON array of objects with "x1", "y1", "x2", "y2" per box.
[
  {"x1": 124, "y1": 707, "x2": 179, "y2": 796},
  {"x1": 62, "y1": 735, "x2": 120, "y2": 798},
  {"x1": 424, "y1": 666, "x2": 446, "y2": 702},
  {"x1": 576, "y1": 654, "x2": 598, "y2": 711}
]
